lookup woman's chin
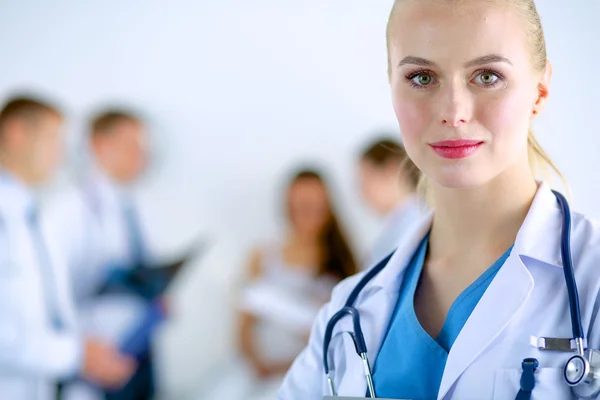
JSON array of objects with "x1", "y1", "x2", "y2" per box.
[{"x1": 428, "y1": 168, "x2": 492, "y2": 190}]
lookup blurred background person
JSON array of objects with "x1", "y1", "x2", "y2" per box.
[
  {"x1": 195, "y1": 168, "x2": 357, "y2": 400},
  {"x1": 0, "y1": 95, "x2": 135, "y2": 400},
  {"x1": 43, "y1": 108, "x2": 157, "y2": 400},
  {"x1": 358, "y1": 137, "x2": 422, "y2": 267}
]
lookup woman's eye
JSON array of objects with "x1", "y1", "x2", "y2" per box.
[
  {"x1": 412, "y1": 73, "x2": 434, "y2": 86},
  {"x1": 474, "y1": 71, "x2": 499, "y2": 85}
]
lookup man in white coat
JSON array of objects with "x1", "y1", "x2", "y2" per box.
[
  {"x1": 44, "y1": 108, "x2": 156, "y2": 400},
  {"x1": 0, "y1": 96, "x2": 136, "y2": 400},
  {"x1": 358, "y1": 137, "x2": 423, "y2": 267}
]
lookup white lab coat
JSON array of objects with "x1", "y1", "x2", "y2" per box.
[
  {"x1": 279, "y1": 182, "x2": 600, "y2": 400},
  {"x1": 42, "y1": 168, "x2": 150, "y2": 400},
  {"x1": 44, "y1": 168, "x2": 147, "y2": 301},
  {"x1": 0, "y1": 172, "x2": 82, "y2": 400},
  {"x1": 365, "y1": 195, "x2": 423, "y2": 268}
]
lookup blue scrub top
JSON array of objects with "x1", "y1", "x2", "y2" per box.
[{"x1": 372, "y1": 234, "x2": 512, "y2": 399}]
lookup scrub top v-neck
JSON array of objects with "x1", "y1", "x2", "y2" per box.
[{"x1": 372, "y1": 234, "x2": 512, "y2": 399}]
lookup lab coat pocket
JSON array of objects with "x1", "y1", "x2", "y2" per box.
[{"x1": 493, "y1": 367, "x2": 572, "y2": 399}]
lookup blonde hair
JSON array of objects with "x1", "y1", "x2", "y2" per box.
[{"x1": 386, "y1": 0, "x2": 568, "y2": 203}]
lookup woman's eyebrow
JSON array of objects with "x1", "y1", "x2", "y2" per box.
[{"x1": 397, "y1": 54, "x2": 513, "y2": 68}]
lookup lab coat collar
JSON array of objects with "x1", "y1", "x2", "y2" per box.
[
  {"x1": 90, "y1": 166, "x2": 131, "y2": 198},
  {"x1": 79, "y1": 165, "x2": 134, "y2": 216},
  {"x1": 0, "y1": 168, "x2": 36, "y2": 215},
  {"x1": 366, "y1": 181, "x2": 563, "y2": 295},
  {"x1": 513, "y1": 181, "x2": 563, "y2": 268},
  {"x1": 367, "y1": 211, "x2": 433, "y2": 297}
]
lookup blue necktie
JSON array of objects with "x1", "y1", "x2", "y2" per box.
[
  {"x1": 122, "y1": 198, "x2": 145, "y2": 267},
  {"x1": 27, "y1": 205, "x2": 64, "y2": 330}
]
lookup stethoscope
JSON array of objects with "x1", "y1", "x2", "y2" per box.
[{"x1": 323, "y1": 190, "x2": 600, "y2": 399}]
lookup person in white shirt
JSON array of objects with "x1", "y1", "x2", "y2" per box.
[
  {"x1": 196, "y1": 168, "x2": 358, "y2": 400},
  {"x1": 358, "y1": 137, "x2": 423, "y2": 267},
  {"x1": 43, "y1": 108, "x2": 155, "y2": 400},
  {"x1": 0, "y1": 96, "x2": 136, "y2": 400}
]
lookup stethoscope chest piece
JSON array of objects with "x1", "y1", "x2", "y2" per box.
[
  {"x1": 565, "y1": 355, "x2": 588, "y2": 386},
  {"x1": 565, "y1": 349, "x2": 600, "y2": 398}
]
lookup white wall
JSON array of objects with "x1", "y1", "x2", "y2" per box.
[{"x1": 0, "y1": 1, "x2": 599, "y2": 398}]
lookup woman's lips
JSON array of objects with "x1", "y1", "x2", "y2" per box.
[{"x1": 429, "y1": 139, "x2": 484, "y2": 159}]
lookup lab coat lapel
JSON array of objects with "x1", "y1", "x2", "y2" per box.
[
  {"x1": 437, "y1": 252, "x2": 534, "y2": 399},
  {"x1": 337, "y1": 214, "x2": 434, "y2": 396}
]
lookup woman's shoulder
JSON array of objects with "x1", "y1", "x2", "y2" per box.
[
  {"x1": 246, "y1": 241, "x2": 284, "y2": 278},
  {"x1": 524, "y1": 184, "x2": 600, "y2": 274},
  {"x1": 569, "y1": 209, "x2": 600, "y2": 270},
  {"x1": 324, "y1": 269, "x2": 370, "y2": 310},
  {"x1": 246, "y1": 246, "x2": 265, "y2": 279},
  {"x1": 571, "y1": 208, "x2": 600, "y2": 235}
]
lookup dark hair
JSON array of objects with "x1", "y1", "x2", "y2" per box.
[
  {"x1": 361, "y1": 137, "x2": 420, "y2": 189},
  {"x1": 288, "y1": 169, "x2": 358, "y2": 281},
  {"x1": 90, "y1": 108, "x2": 140, "y2": 137},
  {"x1": 0, "y1": 96, "x2": 61, "y2": 140}
]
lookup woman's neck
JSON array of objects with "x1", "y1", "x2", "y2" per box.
[
  {"x1": 428, "y1": 163, "x2": 538, "y2": 259},
  {"x1": 284, "y1": 231, "x2": 323, "y2": 274},
  {"x1": 288, "y1": 232, "x2": 321, "y2": 249}
]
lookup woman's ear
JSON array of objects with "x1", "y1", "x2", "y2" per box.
[{"x1": 532, "y1": 61, "x2": 552, "y2": 117}]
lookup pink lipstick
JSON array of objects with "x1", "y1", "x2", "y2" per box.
[{"x1": 429, "y1": 139, "x2": 483, "y2": 159}]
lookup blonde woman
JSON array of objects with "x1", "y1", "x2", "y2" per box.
[{"x1": 279, "y1": 1, "x2": 600, "y2": 399}]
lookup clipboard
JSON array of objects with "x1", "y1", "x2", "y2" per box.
[
  {"x1": 96, "y1": 237, "x2": 208, "y2": 300},
  {"x1": 239, "y1": 281, "x2": 321, "y2": 332},
  {"x1": 114, "y1": 237, "x2": 209, "y2": 359}
]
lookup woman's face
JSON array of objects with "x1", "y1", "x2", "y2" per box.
[
  {"x1": 388, "y1": 1, "x2": 550, "y2": 189},
  {"x1": 288, "y1": 178, "x2": 331, "y2": 237}
]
